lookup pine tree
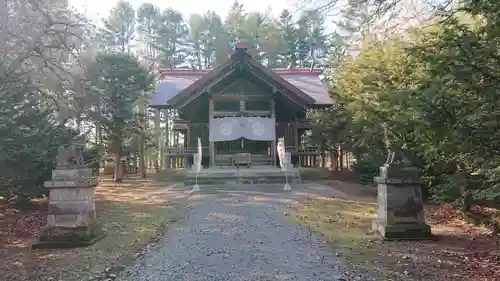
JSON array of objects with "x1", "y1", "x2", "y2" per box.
[
  {"x1": 98, "y1": 0, "x2": 136, "y2": 53},
  {"x1": 84, "y1": 53, "x2": 155, "y2": 181},
  {"x1": 0, "y1": 70, "x2": 77, "y2": 202}
]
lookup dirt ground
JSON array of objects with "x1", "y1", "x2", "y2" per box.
[
  {"x1": 290, "y1": 181, "x2": 500, "y2": 281},
  {"x1": 0, "y1": 174, "x2": 180, "y2": 281},
  {"x1": 1, "y1": 172, "x2": 498, "y2": 281}
]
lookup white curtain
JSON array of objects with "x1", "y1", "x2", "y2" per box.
[{"x1": 209, "y1": 117, "x2": 276, "y2": 142}]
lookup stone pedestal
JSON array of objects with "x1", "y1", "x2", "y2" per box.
[
  {"x1": 34, "y1": 168, "x2": 104, "y2": 248},
  {"x1": 372, "y1": 150, "x2": 432, "y2": 240}
]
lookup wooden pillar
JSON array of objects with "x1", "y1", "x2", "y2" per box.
[
  {"x1": 209, "y1": 98, "x2": 215, "y2": 167},
  {"x1": 164, "y1": 109, "x2": 170, "y2": 169},
  {"x1": 186, "y1": 123, "x2": 191, "y2": 148},
  {"x1": 155, "y1": 108, "x2": 161, "y2": 170},
  {"x1": 294, "y1": 116, "x2": 300, "y2": 149},
  {"x1": 175, "y1": 131, "x2": 179, "y2": 168},
  {"x1": 270, "y1": 99, "x2": 276, "y2": 166}
]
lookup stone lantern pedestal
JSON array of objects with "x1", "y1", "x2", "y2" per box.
[
  {"x1": 33, "y1": 164, "x2": 104, "y2": 248},
  {"x1": 372, "y1": 149, "x2": 432, "y2": 240}
]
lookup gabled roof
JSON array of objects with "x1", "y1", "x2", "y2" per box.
[
  {"x1": 150, "y1": 50, "x2": 333, "y2": 109},
  {"x1": 164, "y1": 52, "x2": 242, "y2": 108},
  {"x1": 280, "y1": 73, "x2": 333, "y2": 106},
  {"x1": 150, "y1": 73, "x2": 204, "y2": 107}
]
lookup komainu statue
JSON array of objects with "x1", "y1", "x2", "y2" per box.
[{"x1": 56, "y1": 144, "x2": 85, "y2": 169}]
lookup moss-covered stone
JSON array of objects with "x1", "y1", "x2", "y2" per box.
[{"x1": 33, "y1": 222, "x2": 105, "y2": 249}]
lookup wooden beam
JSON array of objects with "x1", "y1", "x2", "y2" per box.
[
  {"x1": 177, "y1": 68, "x2": 237, "y2": 109},
  {"x1": 271, "y1": 99, "x2": 277, "y2": 166},
  {"x1": 212, "y1": 95, "x2": 268, "y2": 100},
  {"x1": 208, "y1": 98, "x2": 215, "y2": 167},
  {"x1": 213, "y1": 110, "x2": 272, "y2": 117}
]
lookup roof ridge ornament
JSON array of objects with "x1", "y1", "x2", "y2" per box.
[{"x1": 234, "y1": 41, "x2": 248, "y2": 52}]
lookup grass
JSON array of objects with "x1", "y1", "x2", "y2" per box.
[
  {"x1": 0, "y1": 174, "x2": 181, "y2": 281},
  {"x1": 289, "y1": 181, "x2": 500, "y2": 281},
  {"x1": 288, "y1": 195, "x2": 389, "y2": 280},
  {"x1": 291, "y1": 198, "x2": 377, "y2": 252}
]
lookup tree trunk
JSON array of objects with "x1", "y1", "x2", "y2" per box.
[
  {"x1": 197, "y1": 49, "x2": 202, "y2": 69},
  {"x1": 137, "y1": 97, "x2": 147, "y2": 178},
  {"x1": 339, "y1": 145, "x2": 344, "y2": 172},
  {"x1": 76, "y1": 114, "x2": 81, "y2": 132},
  {"x1": 139, "y1": 132, "x2": 146, "y2": 178},
  {"x1": 113, "y1": 136, "x2": 123, "y2": 182},
  {"x1": 320, "y1": 142, "x2": 325, "y2": 168},
  {"x1": 98, "y1": 123, "x2": 104, "y2": 169},
  {"x1": 332, "y1": 145, "x2": 339, "y2": 170},
  {"x1": 95, "y1": 122, "x2": 101, "y2": 177}
]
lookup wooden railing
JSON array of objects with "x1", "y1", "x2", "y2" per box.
[
  {"x1": 172, "y1": 117, "x2": 314, "y2": 131},
  {"x1": 172, "y1": 119, "x2": 188, "y2": 130},
  {"x1": 166, "y1": 145, "x2": 319, "y2": 154},
  {"x1": 213, "y1": 110, "x2": 272, "y2": 117},
  {"x1": 287, "y1": 146, "x2": 321, "y2": 168},
  {"x1": 166, "y1": 146, "x2": 209, "y2": 154},
  {"x1": 164, "y1": 145, "x2": 323, "y2": 168},
  {"x1": 285, "y1": 146, "x2": 320, "y2": 153}
]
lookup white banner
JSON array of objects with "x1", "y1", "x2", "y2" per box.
[
  {"x1": 209, "y1": 117, "x2": 275, "y2": 142},
  {"x1": 196, "y1": 137, "x2": 202, "y2": 173},
  {"x1": 277, "y1": 137, "x2": 286, "y2": 171}
]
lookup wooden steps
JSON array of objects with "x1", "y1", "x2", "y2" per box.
[{"x1": 184, "y1": 165, "x2": 300, "y2": 185}]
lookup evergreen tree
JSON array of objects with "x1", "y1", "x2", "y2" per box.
[
  {"x1": 154, "y1": 8, "x2": 189, "y2": 67},
  {"x1": 137, "y1": 3, "x2": 161, "y2": 67},
  {"x1": 0, "y1": 70, "x2": 77, "y2": 202},
  {"x1": 84, "y1": 53, "x2": 155, "y2": 181},
  {"x1": 98, "y1": 0, "x2": 136, "y2": 53}
]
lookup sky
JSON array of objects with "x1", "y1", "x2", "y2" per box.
[{"x1": 70, "y1": 0, "x2": 305, "y2": 25}]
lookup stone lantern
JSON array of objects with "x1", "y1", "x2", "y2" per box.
[
  {"x1": 34, "y1": 144, "x2": 103, "y2": 248},
  {"x1": 372, "y1": 144, "x2": 432, "y2": 240}
]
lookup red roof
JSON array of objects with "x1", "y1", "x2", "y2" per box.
[{"x1": 152, "y1": 52, "x2": 331, "y2": 108}]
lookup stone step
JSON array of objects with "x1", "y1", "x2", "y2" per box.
[
  {"x1": 185, "y1": 169, "x2": 300, "y2": 185},
  {"x1": 251, "y1": 155, "x2": 271, "y2": 160},
  {"x1": 185, "y1": 175, "x2": 299, "y2": 185},
  {"x1": 252, "y1": 159, "x2": 272, "y2": 165}
]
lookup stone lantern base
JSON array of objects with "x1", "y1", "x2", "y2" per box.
[
  {"x1": 372, "y1": 221, "x2": 432, "y2": 240},
  {"x1": 33, "y1": 169, "x2": 105, "y2": 249}
]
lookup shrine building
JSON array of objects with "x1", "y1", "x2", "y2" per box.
[{"x1": 150, "y1": 42, "x2": 333, "y2": 169}]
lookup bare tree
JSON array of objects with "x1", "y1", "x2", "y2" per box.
[{"x1": 0, "y1": 0, "x2": 94, "y2": 124}]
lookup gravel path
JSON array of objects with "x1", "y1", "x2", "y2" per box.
[{"x1": 117, "y1": 187, "x2": 370, "y2": 281}]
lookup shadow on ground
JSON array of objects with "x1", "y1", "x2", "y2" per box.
[{"x1": 0, "y1": 174, "x2": 190, "y2": 281}]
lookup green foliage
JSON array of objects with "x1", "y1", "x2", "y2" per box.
[
  {"x1": 83, "y1": 144, "x2": 102, "y2": 173},
  {"x1": 98, "y1": 0, "x2": 136, "y2": 53},
  {"x1": 125, "y1": 0, "x2": 332, "y2": 69},
  {"x1": 83, "y1": 52, "x2": 155, "y2": 181},
  {"x1": 85, "y1": 52, "x2": 156, "y2": 140},
  {"x1": 0, "y1": 72, "x2": 78, "y2": 203},
  {"x1": 324, "y1": 2, "x2": 500, "y2": 205},
  {"x1": 351, "y1": 159, "x2": 381, "y2": 185}
]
